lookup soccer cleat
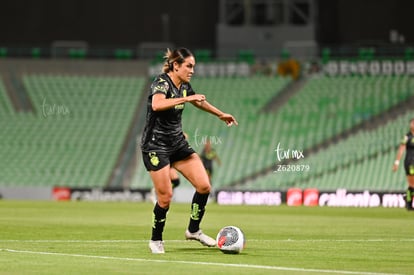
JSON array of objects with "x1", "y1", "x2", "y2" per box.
[
  {"x1": 149, "y1": 240, "x2": 165, "y2": 254},
  {"x1": 185, "y1": 229, "x2": 216, "y2": 247}
]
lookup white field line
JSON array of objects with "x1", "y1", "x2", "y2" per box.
[
  {"x1": 1, "y1": 239, "x2": 414, "y2": 243},
  {"x1": 1, "y1": 248, "x2": 404, "y2": 275}
]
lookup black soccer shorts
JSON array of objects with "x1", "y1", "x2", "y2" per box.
[{"x1": 142, "y1": 144, "x2": 195, "y2": 171}]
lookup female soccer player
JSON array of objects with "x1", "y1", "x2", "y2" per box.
[
  {"x1": 141, "y1": 48, "x2": 238, "y2": 253},
  {"x1": 393, "y1": 118, "x2": 414, "y2": 210}
]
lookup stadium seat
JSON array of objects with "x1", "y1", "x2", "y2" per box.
[
  {"x1": 114, "y1": 49, "x2": 133, "y2": 60},
  {"x1": 31, "y1": 48, "x2": 41, "y2": 59},
  {"x1": 237, "y1": 50, "x2": 255, "y2": 65},
  {"x1": 194, "y1": 49, "x2": 212, "y2": 63},
  {"x1": 321, "y1": 48, "x2": 331, "y2": 63},
  {"x1": 0, "y1": 47, "x2": 7, "y2": 58},
  {"x1": 404, "y1": 47, "x2": 414, "y2": 60}
]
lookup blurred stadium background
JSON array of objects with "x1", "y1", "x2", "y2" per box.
[{"x1": 0, "y1": 0, "x2": 413, "y2": 207}]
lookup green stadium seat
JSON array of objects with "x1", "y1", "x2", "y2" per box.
[
  {"x1": 358, "y1": 47, "x2": 375, "y2": 61},
  {"x1": 114, "y1": 49, "x2": 133, "y2": 60},
  {"x1": 31, "y1": 48, "x2": 41, "y2": 59},
  {"x1": 237, "y1": 50, "x2": 255, "y2": 65},
  {"x1": 68, "y1": 48, "x2": 86, "y2": 59},
  {"x1": 194, "y1": 49, "x2": 212, "y2": 63},
  {"x1": 0, "y1": 47, "x2": 7, "y2": 58},
  {"x1": 321, "y1": 48, "x2": 331, "y2": 63},
  {"x1": 280, "y1": 48, "x2": 290, "y2": 59},
  {"x1": 404, "y1": 47, "x2": 414, "y2": 60}
]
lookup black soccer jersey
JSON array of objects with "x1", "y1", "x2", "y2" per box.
[
  {"x1": 141, "y1": 73, "x2": 195, "y2": 153},
  {"x1": 403, "y1": 132, "x2": 414, "y2": 164}
]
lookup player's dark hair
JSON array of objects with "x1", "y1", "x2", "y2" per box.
[{"x1": 162, "y1": 48, "x2": 193, "y2": 73}]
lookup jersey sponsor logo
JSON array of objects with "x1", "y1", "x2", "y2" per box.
[
  {"x1": 175, "y1": 104, "x2": 185, "y2": 110},
  {"x1": 149, "y1": 152, "x2": 160, "y2": 166}
]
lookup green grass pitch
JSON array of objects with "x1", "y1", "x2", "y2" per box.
[{"x1": 0, "y1": 200, "x2": 413, "y2": 274}]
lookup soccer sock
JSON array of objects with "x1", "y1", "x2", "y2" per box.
[
  {"x1": 171, "y1": 178, "x2": 180, "y2": 189},
  {"x1": 151, "y1": 202, "x2": 169, "y2": 241},
  {"x1": 407, "y1": 187, "x2": 414, "y2": 210},
  {"x1": 188, "y1": 192, "x2": 209, "y2": 233}
]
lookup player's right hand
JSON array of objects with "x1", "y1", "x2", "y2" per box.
[{"x1": 188, "y1": 94, "x2": 206, "y2": 102}]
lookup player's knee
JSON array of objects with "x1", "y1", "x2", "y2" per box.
[
  {"x1": 196, "y1": 183, "x2": 211, "y2": 195},
  {"x1": 157, "y1": 191, "x2": 173, "y2": 208}
]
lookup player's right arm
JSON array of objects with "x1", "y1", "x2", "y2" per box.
[{"x1": 152, "y1": 93, "x2": 206, "y2": 111}]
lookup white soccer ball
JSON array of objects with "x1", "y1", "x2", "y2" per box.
[{"x1": 216, "y1": 226, "x2": 245, "y2": 254}]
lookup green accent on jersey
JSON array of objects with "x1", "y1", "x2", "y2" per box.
[
  {"x1": 154, "y1": 78, "x2": 168, "y2": 94},
  {"x1": 152, "y1": 213, "x2": 166, "y2": 229},
  {"x1": 190, "y1": 203, "x2": 200, "y2": 220},
  {"x1": 183, "y1": 89, "x2": 187, "y2": 97},
  {"x1": 155, "y1": 85, "x2": 167, "y2": 94}
]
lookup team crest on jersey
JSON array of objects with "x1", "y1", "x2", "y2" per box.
[{"x1": 149, "y1": 152, "x2": 160, "y2": 166}]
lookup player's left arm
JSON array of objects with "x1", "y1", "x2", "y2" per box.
[{"x1": 191, "y1": 100, "x2": 238, "y2": 127}]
